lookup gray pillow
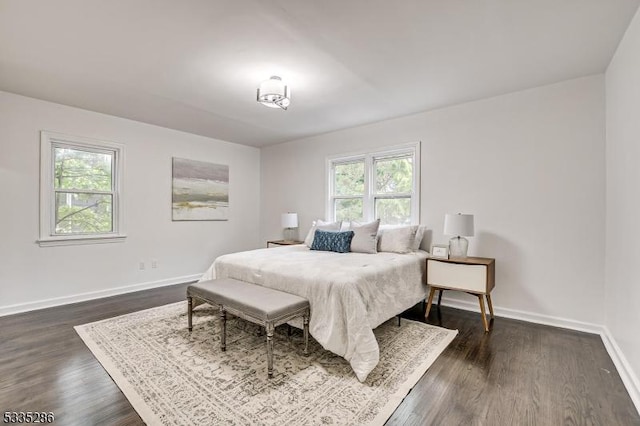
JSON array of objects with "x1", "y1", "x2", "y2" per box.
[
  {"x1": 378, "y1": 225, "x2": 419, "y2": 254},
  {"x1": 413, "y1": 225, "x2": 427, "y2": 251},
  {"x1": 349, "y1": 219, "x2": 380, "y2": 254}
]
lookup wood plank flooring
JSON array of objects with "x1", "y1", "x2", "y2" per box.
[{"x1": 1, "y1": 284, "x2": 638, "y2": 425}]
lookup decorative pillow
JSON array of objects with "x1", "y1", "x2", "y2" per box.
[
  {"x1": 413, "y1": 225, "x2": 427, "y2": 251},
  {"x1": 304, "y1": 220, "x2": 342, "y2": 247},
  {"x1": 310, "y1": 230, "x2": 354, "y2": 253},
  {"x1": 377, "y1": 225, "x2": 419, "y2": 254},
  {"x1": 340, "y1": 221, "x2": 352, "y2": 231},
  {"x1": 349, "y1": 219, "x2": 380, "y2": 254}
]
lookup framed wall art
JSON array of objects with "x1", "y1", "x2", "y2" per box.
[{"x1": 172, "y1": 157, "x2": 229, "y2": 221}]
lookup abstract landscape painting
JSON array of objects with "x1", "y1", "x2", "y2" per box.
[{"x1": 172, "y1": 158, "x2": 229, "y2": 221}]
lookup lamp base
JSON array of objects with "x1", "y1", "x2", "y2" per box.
[
  {"x1": 449, "y1": 236, "x2": 469, "y2": 258},
  {"x1": 283, "y1": 227, "x2": 298, "y2": 242}
]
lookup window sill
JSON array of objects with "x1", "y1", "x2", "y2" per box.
[{"x1": 37, "y1": 234, "x2": 127, "y2": 247}]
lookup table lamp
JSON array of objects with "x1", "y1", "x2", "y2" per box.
[
  {"x1": 444, "y1": 213, "x2": 474, "y2": 258},
  {"x1": 281, "y1": 213, "x2": 298, "y2": 242}
]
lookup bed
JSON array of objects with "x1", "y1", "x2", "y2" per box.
[{"x1": 199, "y1": 244, "x2": 428, "y2": 382}]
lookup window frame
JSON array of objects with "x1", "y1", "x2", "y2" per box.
[
  {"x1": 38, "y1": 131, "x2": 126, "y2": 247},
  {"x1": 329, "y1": 156, "x2": 367, "y2": 222},
  {"x1": 326, "y1": 142, "x2": 420, "y2": 225}
]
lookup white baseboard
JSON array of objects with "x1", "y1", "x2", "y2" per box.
[
  {"x1": 0, "y1": 273, "x2": 201, "y2": 317},
  {"x1": 600, "y1": 326, "x2": 640, "y2": 414},
  {"x1": 440, "y1": 296, "x2": 640, "y2": 415},
  {"x1": 439, "y1": 296, "x2": 604, "y2": 334}
]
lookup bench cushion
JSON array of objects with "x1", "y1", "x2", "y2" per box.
[{"x1": 188, "y1": 278, "x2": 309, "y2": 321}]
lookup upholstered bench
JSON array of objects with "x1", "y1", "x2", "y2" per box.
[{"x1": 186, "y1": 278, "x2": 310, "y2": 378}]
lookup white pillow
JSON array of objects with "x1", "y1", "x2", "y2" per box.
[
  {"x1": 413, "y1": 225, "x2": 427, "y2": 251},
  {"x1": 304, "y1": 219, "x2": 342, "y2": 247},
  {"x1": 377, "y1": 225, "x2": 419, "y2": 254},
  {"x1": 349, "y1": 219, "x2": 380, "y2": 254},
  {"x1": 378, "y1": 224, "x2": 425, "y2": 251}
]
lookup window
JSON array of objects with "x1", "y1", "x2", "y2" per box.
[
  {"x1": 332, "y1": 160, "x2": 365, "y2": 222},
  {"x1": 327, "y1": 142, "x2": 420, "y2": 225},
  {"x1": 39, "y1": 131, "x2": 125, "y2": 246}
]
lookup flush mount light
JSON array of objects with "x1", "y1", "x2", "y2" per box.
[{"x1": 257, "y1": 76, "x2": 290, "y2": 110}]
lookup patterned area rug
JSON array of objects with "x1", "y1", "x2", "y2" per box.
[{"x1": 75, "y1": 302, "x2": 457, "y2": 425}]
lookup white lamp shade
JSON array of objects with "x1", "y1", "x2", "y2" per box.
[
  {"x1": 258, "y1": 76, "x2": 290, "y2": 109},
  {"x1": 444, "y1": 213, "x2": 474, "y2": 237},
  {"x1": 281, "y1": 213, "x2": 298, "y2": 228}
]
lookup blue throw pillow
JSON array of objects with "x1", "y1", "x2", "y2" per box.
[{"x1": 310, "y1": 230, "x2": 354, "y2": 253}]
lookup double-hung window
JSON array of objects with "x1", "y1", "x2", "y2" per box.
[
  {"x1": 331, "y1": 160, "x2": 366, "y2": 222},
  {"x1": 38, "y1": 131, "x2": 125, "y2": 246},
  {"x1": 327, "y1": 142, "x2": 420, "y2": 225}
]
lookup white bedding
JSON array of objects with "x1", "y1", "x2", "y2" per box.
[{"x1": 199, "y1": 245, "x2": 428, "y2": 382}]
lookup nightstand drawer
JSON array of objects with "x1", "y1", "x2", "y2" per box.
[{"x1": 427, "y1": 260, "x2": 488, "y2": 293}]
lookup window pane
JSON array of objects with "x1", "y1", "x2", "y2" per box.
[
  {"x1": 375, "y1": 197, "x2": 411, "y2": 225},
  {"x1": 375, "y1": 156, "x2": 413, "y2": 194},
  {"x1": 335, "y1": 198, "x2": 363, "y2": 222},
  {"x1": 334, "y1": 161, "x2": 364, "y2": 196},
  {"x1": 54, "y1": 147, "x2": 113, "y2": 191},
  {"x1": 55, "y1": 192, "x2": 113, "y2": 234}
]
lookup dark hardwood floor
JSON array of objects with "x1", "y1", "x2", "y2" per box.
[{"x1": 1, "y1": 284, "x2": 638, "y2": 425}]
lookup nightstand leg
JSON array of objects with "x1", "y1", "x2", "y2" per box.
[
  {"x1": 478, "y1": 295, "x2": 489, "y2": 332},
  {"x1": 437, "y1": 289, "x2": 443, "y2": 307},
  {"x1": 425, "y1": 287, "x2": 437, "y2": 319},
  {"x1": 486, "y1": 294, "x2": 494, "y2": 318}
]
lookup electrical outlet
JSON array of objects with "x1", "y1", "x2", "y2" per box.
[
  {"x1": 151, "y1": 259, "x2": 158, "y2": 269},
  {"x1": 139, "y1": 261, "x2": 145, "y2": 270}
]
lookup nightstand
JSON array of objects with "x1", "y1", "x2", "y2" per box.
[
  {"x1": 425, "y1": 256, "x2": 495, "y2": 332},
  {"x1": 266, "y1": 240, "x2": 304, "y2": 248}
]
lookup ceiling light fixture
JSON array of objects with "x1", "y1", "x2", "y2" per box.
[{"x1": 257, "y1": 76, "x2": 290, "y2": 110}]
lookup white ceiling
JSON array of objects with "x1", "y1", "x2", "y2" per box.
[{"x1": 1, "y1": 0, "x2": 638, "y2": 147}]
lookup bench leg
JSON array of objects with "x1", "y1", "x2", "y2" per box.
[
  {"x1": 266, "y1": 323, "x2": 274, "y2": 378},
  {"x1": 219, "y1": 306, "x2": 226, "y2": 352},
  {"x1": 303, "y1": 313, "x2": 309, "y2": 356},
  {"x1": 187, "y1": 297, "x2": 193, "y2": 332}
]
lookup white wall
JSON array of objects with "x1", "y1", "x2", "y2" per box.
[
  {"x1": 261, "y1": 75, "x2": 606, "y2": 326},
  {"x1": 0, "y1": 91, "x2": 261, "y2": 314},
  {"x1": 605, "y1": 6, "x2": 640, "y2": 407}
]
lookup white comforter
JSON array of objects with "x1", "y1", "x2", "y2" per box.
[{"x1": 199, "y1": 245, "x2": 428, "y2": 382}]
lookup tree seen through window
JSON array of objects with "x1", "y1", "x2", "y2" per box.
[{"x1": 53, "y1": 147, "x2": 114, "y2": 234}]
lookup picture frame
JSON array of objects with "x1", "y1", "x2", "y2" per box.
[
  {"x1": 430, "y1": 244, "x2": 449, "y2": 259},
  {"x1": 172, "y1": 157, "x2": 229, "y2": 221}
]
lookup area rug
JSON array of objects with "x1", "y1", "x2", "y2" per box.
[{"x1": 75, "y1": 302, "x2": 457, "y2": 425}]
